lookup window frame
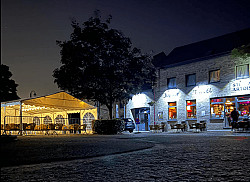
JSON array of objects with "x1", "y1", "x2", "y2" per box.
[
  {"x1": 186, "y1": 100, "x2": 197, "y2": 119},
  {"x1": 168, "y1": 102, "x2": 177, "y2": 121},
  {"x1": 235, "y1": 64, "x2": 249, "y2": 79},
  {"x1": 209, "y1": 69, "x2": 220, "y2": 83},
  {"x1": 186, "y1": 73, "x2": 196, "y2": 87},
  {"x1": 167, "y1": 77, "x2": 177, "y2": 89}
]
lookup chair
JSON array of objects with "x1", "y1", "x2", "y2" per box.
[
  {"x1": 170, "y1": 124, "x2": 180, "y2": 132},
  {"x1": 80, "y1": 124, "x2": 87, "y2": 134},
  {"x1": 181, "y1": 121, "x2": 187, "y2": 132},
  {"x1": 200, "y1": 121, "x2": 206, "y2": 131},
  {"x1": 170, "y1": 124, "x2": 176, "y2": 130},
  {"x1": 34, "y1": 125, "x2": 41, "y2": 134},
  {"x1": 149, "y1": 125, "x2": 161, "y2": 133},
  {"x1": 160, "y1": 123, "x2": 166, "y2": 132},
  {"x1": 195, "y1": 123, "x2": 203, "y2": 132},
  {"x1": 40, "y1": 124, "x2": 48, "y2": 134},
  {"x1": 24, "y1": 123, "x2": 36, "y2": 135},
  {"x1": 189, "y1": 123, "x2": 196, "y2": 130},
  {"x1": 55, "y1": 123, "x2": 63, "y2": 134},
  {"x1": 3, "y1": 124, "x2": 11, "y2": 135},
  {"x1": 70, "y1": 124, "x2": 80, "y2": 134},
  {"x1": 47, "y1": 123, "x2": 57, "y2": 135},
  {"x1": 62, "y1": 125, "x2": 69, "y2": 134}
]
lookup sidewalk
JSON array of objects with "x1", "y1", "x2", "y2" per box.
[{"x1": 124, "y1": 129, "x2": 250, "y2": 137}]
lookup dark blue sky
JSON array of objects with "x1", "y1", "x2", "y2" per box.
[{"x1": 2, "y1": 0, "x2": 250, "y2": 98}]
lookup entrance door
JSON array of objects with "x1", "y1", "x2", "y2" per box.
[
  {"x1": 131, "y1": 107, "x2": 150, "y2": 131},
  {"x1": 224, "y1": 98, "x2": 236, "y2": 128}
]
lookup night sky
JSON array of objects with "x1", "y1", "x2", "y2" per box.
[{"x1": 2, "y1": 0, "x2": 250, "y2": 99}]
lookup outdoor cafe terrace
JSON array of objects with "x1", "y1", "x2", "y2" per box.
[{"x1": 1, "y1": 92, "x2": 97, "y2": 135}]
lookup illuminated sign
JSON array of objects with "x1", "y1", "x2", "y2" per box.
[
  {"x1": 163, "y1": 89, "x2": 180, "y2": 98},
  {"x1": 193, "y1": 87, "x2": 212, "y2": 95},
  {"x1": 192, "y1": 85, "x2": 213, "y2": 95},
  {"x1": 231, "y1": 78, "x2": 250, "y2": 95}
]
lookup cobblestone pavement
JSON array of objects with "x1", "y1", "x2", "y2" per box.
[{"x1": 1, "y1": 131, "x2": 250, "y2": 181}]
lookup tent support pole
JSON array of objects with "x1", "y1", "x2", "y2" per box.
[{"x1": 20, "y1": 102, "x2": 23, "y2": 136}]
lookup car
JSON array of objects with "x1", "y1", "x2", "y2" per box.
[{"x1": 121, "y1": 118, "x2": 135, "y2": 133}]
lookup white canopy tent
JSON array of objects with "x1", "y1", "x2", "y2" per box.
[{"x1": 1, "y1": 92, "x2": 97, "y2": 134}]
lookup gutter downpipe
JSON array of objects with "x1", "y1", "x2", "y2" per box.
[{"x1": 154, "y1": 87, "x2": 156, "y2": 126}]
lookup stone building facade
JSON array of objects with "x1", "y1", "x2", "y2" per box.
[{"x1": 126, "y1": 28, "x2": 250, "y2": 131}]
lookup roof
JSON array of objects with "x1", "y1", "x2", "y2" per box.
[
  {"x1": 1, "y1": 91, "x2": 96, "y2": 111},
  {"x1": 154, "y1": 28, "x2": 250, "y2": 68},
  {"x1": 152, "y1": 52, "x2": 167, "y2": 68}
]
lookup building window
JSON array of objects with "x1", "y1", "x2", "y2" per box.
[
  {"x1": 83, "y1": 112, "x2": 95, "y2": 130},
  {"x1": 238, "y1": 96, "x2": 250, "y2": 117},
  {"x1": 225, "y1": 98, "x2": 236, "y2": 117},
  {"x1": 168, "y1": 102, "x2": 177, "y2": 120},
  {"x1": 55, "y1": 115, "x2": 65, "y2": 124},
  {"x1": 186, "y1": 74, "x2": 196, "y2": 87},
  {"x1": 236, "y1": 64, "x2": 249, "y2": 79},
  {"x1": 44, "y1": 116, "x2": 52, "y2": 124},
  {"x1": 167, "y1": 77, "x2": 176, "y2": 89},
  {"x1": 209, "y1": 70, "x2": 220, "y2": 83},
  {"x1": 210, "y1": 98, "x2": 224, "y2": 119},
  {"x1": 33, "y1": 117, "x2": 40, "y2": 125},
  {"x1": 186, "y1": 100, "x2": 196, "y2": 119}
]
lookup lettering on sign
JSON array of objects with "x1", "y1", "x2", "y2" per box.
[
  {"x1": 163, "y1": 92, "x2": 179, "y2": 98},
  {"x1": 231, "y1": 80, "x2": 250, "y2": 92},
  {"x1": 193, "y1": 87, "x2": 212, "y2": 95}
]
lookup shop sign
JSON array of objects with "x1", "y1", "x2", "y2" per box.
[
  {"x1": 231, "y1": 78, "x2": 250, "y2": 95},
  {"x1": 192, "y1": 85, "x2": 213, "y2": 96},
  {"x1": 163, "y1": 89, "x2": 180, "y2": 98},
  {"x1": 193, "y1": 87, "x2": 212, "y2": 95}
]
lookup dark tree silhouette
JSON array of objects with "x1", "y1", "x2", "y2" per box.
[
  {"x1": 231, "y1": 43, "x2": 250, "y2": 59},
  {"x1": 0, "y1": 64, "x2": 19, "y2": 102},
  {"x1": 53, "y1": 12, "x2": 156, "y2": 119}
]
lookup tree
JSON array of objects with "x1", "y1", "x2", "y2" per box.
[
  {"x1": 231, "y1": 43, "x2": 250, "y2": 59},
  {"x1": 53, "y1": 12, "x2": 156, "y2": 119},
  {"x1": 0, "y1": 64, "x2": 19, "y2": 102}
]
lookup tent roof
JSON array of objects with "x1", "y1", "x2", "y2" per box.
[{"x1": 2, "y1": 91, "x2": 95, "y2": 110}]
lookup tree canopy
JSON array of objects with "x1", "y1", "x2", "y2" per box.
[
  {"x1": 231, "y1": 43, "x2": 250, "y2": 59},
  {"x1": 0, "y1": 64, "x2": 19, "y2": 102},
  {"x1": 53, "y1": 12, "x2": 156, "y2": 118}
]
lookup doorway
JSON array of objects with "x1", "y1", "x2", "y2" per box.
[
  {"x1": 131, "y1": 107, "x2": 150, "y2": 131},
  {"x1": 68, "y1": 113, "x2": 80, "y2": 125}
]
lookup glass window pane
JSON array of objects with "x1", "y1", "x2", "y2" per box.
[
  {"x1": 186, "y1": 74, "x2": 196, "y2": 86},
  {"x1": 236, "y1": 64, "x2": 249, "y2": 79},
  {"x1": 210, "y1": 98, "x2": 224, "y2": 118},
  {"x1": 211, "y1": 98, "x2": 223, "y2": 103},
  {"x1": 210, "y1": 70, "x2": 220, "y2": 83},
  {"x1": 167, "y1": 77, "x2": 176, "y2": 89},
  {"x1": 225, "y1": 98, "x2": 235, "y2": 117},
  {"x1": 238, "y1": 96, "x2": 250, "y2": 117},
  {"x1": 168, "y1": 102, "x2": 177, "y2": 119},
  {"x1": 186, "y1": 100, "x2": 196, "y2": 119},
  {"x1": 169, "y1": 102, "x2": 176, "y2": 107}
]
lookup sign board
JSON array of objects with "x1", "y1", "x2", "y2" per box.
[
  {"x1": 135, "y1": 118, "x2": 140, "y2": 124},
  {"x1": 231, "y1": 78, "x2": 250, "y2": 95}
]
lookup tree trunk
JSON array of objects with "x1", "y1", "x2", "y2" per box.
[{"x1": 107, "y1": 104, "x2": 113, "y2": 119}]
